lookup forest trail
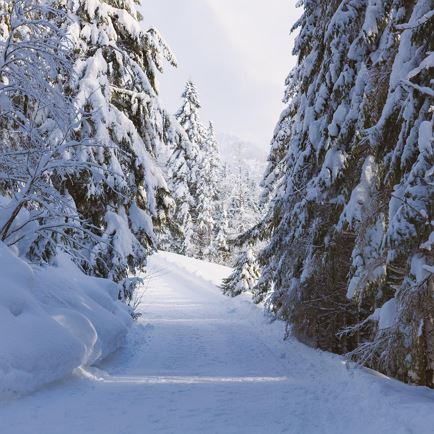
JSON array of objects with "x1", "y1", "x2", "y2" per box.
[{"x1": 0, "y1": 251, "x2": 433, "y2": 434}]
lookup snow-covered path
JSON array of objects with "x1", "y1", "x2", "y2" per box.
[{"x1": 1, "y1": 251, "x2": 434, "y2": 434}]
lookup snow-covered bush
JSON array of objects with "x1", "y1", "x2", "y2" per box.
[{"x1": 0, "y1": 0, "x2": 95, "y2": 263}]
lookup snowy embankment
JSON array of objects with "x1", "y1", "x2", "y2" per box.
[{"x1": 0, "y1": 243, "x2": 131, "y2": 397}]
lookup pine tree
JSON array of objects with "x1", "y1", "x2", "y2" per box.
[
  {"x1": 226, "y1": 165, "x2": 261, "y2": 241},
  {"x1": 206, "y1": 123, "x2": 227, "y2": 263},
  {"x1": 213, "y1": 142, "x2": 264, "y2": 269},
  {"x1": 251, "y1": 0, "x2": 434, "y2": 386},
  {"x1": 166, "y1": 82, "x2": 225, "y2": 262},
  {"x1": 176, "y1": 81, "x2": 205, "y2": 151},
  {"x1": 194, "y1": 177, "x2": 214, "y2": 259},
  {"x1": 213, "y1": 204, "x2": 230, "y2": 263},
  {"x1": 192, "y1": 124, "x2": 216, "y2": 260},
  {"x1": 162, "y1": 127, "x2": 195, "y2": 255},
  {"x1": 164, "y1": 81, "x2": 205, "y2": 256},
  {"x1": 222, "y1": 247, "x2": 260, "y2": 297},
  {"x1": 204, "y1": 122, "x2": 222, "y2": 202},
  {"x1": 342, "y1": 1, "x2": 434, "y2": 386},
  {"x1": 194, "y1": 121, "x2": 224, "y2": 261},
  {"x1": 62, "y1": 0, "x2": 178, "y2": 288}
]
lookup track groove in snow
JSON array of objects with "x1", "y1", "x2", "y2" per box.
[{"x1": 1, "y1": 251, "x2": 434, "y2": 434}]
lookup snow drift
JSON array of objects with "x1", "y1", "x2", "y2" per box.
[{"x1": 0, "y1": 243, "x2": 131, "y2": 397}]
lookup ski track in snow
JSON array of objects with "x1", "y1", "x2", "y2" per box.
[{"x1": 1, "y1": 251, "x2": 434, "y2": 434}]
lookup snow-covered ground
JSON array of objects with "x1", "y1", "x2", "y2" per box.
[{"x1": 1, "y1": 251, "x2": 434, "y2": 434}]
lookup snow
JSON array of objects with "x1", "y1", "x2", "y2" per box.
[
  {"x1": 407, "y1": 52, "x2": 434, "y2": 80},
  {"x1": 378, "y1": 298, "x2": 397, "y2": 330},
  {"x1": 338, "y1": 155, "x2": 377, "y2": 230},
  {"x1": 129, "y1": 202, "x2": 156, "y2": 242},
  {"x1": 418, "y1": 120, "x2": 432, "y2": 155},
  {"x1": 105, "y1": 209, "x2": 135, "y2": 259},
  {"x1": 411, "y1": 254, "x2": 432, "y2": 282},
  {"x1": 0, "y1": 243, "x2": 131, "y2": 398},
  {"x1": 421, "y1": 230, "x2": 434, "y2": 251},
  {"x1": 328, "y1": 103, "x2": 348, "y2": 137},
  {"x1": 321, "y1": 148, "x2": 347, "y2": 186},
  {"x1": 1, "y1": 251, "x2": 434, "y2": 433},
  {"x1": 362, "y1": 0, "x2": 384, "y2": 37}
]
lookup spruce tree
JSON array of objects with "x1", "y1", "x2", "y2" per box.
[
  {"x1": 194, "y1": 121, "x2": 224, "y2": 260},
  {"x1": 226, "y1": 165, "x2": 261, "y2": 240},
  {"x1": 251, "y1": 0, "x2": 433, "y2": 386},
  {"x1": 167, "y1": 82, "x2": 225, "y2": 261},
  {"x1": 62, "y1": 0, "x2": 178, "y2": 289},
  {"x1": 204, "y1": 122, "x2": 222, "y2": 202},
  {"x1": 213, "y1": 204, "x2": 230, "y2": 263},
  {"x1": 194, "y1": 177, "x2": 214, "y2": 259},
  {"x1": 164, "y1": 81, "x2": 205, "y2": 256},
  {"x1": 176, "y1": 81, "x2": 205, "y2": 150},
  {"x1": 163, "y1": 127, "x2": 195, "y2": 255},
  {"x1": 222, "y1": 247, "x2": 260, "y2": 297}
]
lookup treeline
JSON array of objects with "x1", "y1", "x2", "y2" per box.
[
  {"x1": 228, "y1": 0, "x2": 433, "y2": 388},
  {"x1": 161, "y1": 81, "x2": 262, "y2": 264},
  {"x1": 0, "y1": 0, "x2": 259, "y2": 302}
]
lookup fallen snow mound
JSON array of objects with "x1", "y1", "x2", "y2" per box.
[{"x1": 0, "y1": 243, "x2": 131, "y2": 397}]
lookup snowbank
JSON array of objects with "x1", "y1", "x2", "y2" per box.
[{"x1": 0, "y1": 243, "x2": 131, "y2": 397}]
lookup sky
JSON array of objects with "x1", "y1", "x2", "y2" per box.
[{"x1": 140, "y1": 0, "x2": 301, "y2": 149}]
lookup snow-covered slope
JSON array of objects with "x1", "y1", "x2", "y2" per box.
[
  {"x1": 0, "y1": 243, "x2": 131, "y2": 397},
  {"x1": 0, "y1": 251, "x2": 433, "y2": 433}
]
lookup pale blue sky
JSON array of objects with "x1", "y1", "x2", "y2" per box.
[{"x1": 140, "y1": 0, "x2": 301, "y2": 149}]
